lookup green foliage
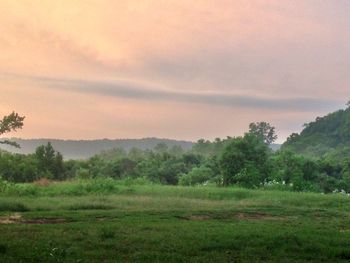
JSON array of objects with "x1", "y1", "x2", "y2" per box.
[
  {"x1": 249, "y1": 121, "x2": 277, "y2": 145},
  {"x1": 0, "y1": 176, "x2": 13, "y2": 193},
  {"x1": 75, "y1": 168, "x2": 91, "y2": 179},
  {"x1": 283, "y1": 106, "x2": 350, "y2": 158},
  {"x1": 1, "y1": 112, "x2": 350, "y2": 194},
  {"x1": 0, "y1": 152, "x2": 39, "y2": 182},
  {"x1": 179, "y1": 166, "x2": 214, "y2": 186},
  {"x1": 219, "y1": 133, "x2": 271, "y2": 187},
  {"x1": 0, "y1": 112, "x2": 25, "y2": 148},
  {"x1": 0, "y1": 143, "x2": 69, "y2": 183},
  {"x1": 35, "y1": 142, "x2": 64, "y2": 180}
]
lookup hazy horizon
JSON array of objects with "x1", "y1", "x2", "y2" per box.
[
  {"x1": 1, "y1": 1, "x2": 349, "y2": 143},
  {"x1": 4, "y1": 136, "x2": 195, "y2": 142}
]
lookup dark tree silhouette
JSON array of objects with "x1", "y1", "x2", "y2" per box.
[{"x1": 0, "y1": 112, "x2": 25, "y2": 148}]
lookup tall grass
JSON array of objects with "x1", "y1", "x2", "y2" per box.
[
  {"x1": 0, "y1": 178, "x2": 122, "y2": 196},
  {"x1": 1, "y1": 177, "x2": 350, "y2": 207}
]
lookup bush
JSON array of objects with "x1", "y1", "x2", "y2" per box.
[
  {"x1": 233, "y1": 165, "x2": 261, "y2": 188},
  {"x1": 0, "y1": 176, "x2": 13, "y2": 193},
  {"x1": 85, "y1": 178, "x2": 118, "y2": 193},
  {"x1": 179, "y1": 166, "x2": 214, "y2": 186},
  {"x1": 75, "y1": 168, "x2": 91, "y2": 180}
]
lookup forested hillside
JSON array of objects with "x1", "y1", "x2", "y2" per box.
[
  {"x1": 282, "y1": 104, "x2": 350, "y2": 158},
  {"x1": 0, "y1": 138, "x2": 193, "y2": 159}
]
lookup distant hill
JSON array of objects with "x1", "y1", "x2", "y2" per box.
[
  {"x1": 0, "y1": 138, "x2": 194, "y2": 160},
  {"x1": 282, "y1": 105, "x2": 350, "y2": 158}
]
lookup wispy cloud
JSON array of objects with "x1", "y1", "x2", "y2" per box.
[{"x1": 2, "y1": 72, "x2": 340, "y2": 112}]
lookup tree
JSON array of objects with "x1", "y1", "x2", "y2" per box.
[
  {"x1": 0, "y1": 112, "x2": 25, "y2": 148},
  {"x1": 35, "y1": 142, "x2": 64, "y2": 180},
  {"x1": 249, "y1": 122, "x2": 277, "y2": 145},
  {"x1": 219, "y1": 133, "x2": 270, "y2": 186}
]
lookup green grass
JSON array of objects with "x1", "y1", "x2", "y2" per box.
[{"x1": 1, "y1": 179, "x2": 350, "y2": 262}]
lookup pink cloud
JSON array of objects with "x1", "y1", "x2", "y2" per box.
[{"x1": 0, "y1": 0, "x2": 348, "y2": 142}]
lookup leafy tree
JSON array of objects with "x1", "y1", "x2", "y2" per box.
[
  {"x1": 158, "y1": 157, "x2": 185, "y2": 185},
  {"x1": 35, "y1": 142, "x2": 64, "y2": 180},
  {"x1": 219, "y1": 133, "x2": 271, "y2": 187},
  {"x1": 182, "y1": 153, "x2": 202, "y2": 167},
  {"x1": 0, "y1": 112, "x2": 25, "y2": 148},
  {"x1": 249, "y1": 122, "x2": 277, "y2": 145},
  {"x1": 134, "y1": 159, "x2": 160, "y2": 182},
  {"x1": 53, "y1": 152, "x2": 64, "y2": 179}
]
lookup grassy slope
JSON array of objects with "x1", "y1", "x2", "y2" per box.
[{"x1": 1, "y1": 181, "x2": 350, "y2": 262}]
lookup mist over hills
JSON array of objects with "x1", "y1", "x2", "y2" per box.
[
  {"x1": 0, "y1": 137, "x2": 281, "y2": 160},
  {"x1": 0, "y1": 138, "x2": 194, "y2": 160}
]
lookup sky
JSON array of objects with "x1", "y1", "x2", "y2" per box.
[{"x1": 0, "y1": 0, "x2": 349, "y2": 143}]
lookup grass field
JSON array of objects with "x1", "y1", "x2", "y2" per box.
[{"x1": 1, "y1": 179, "x2": 350, "y2": 262}]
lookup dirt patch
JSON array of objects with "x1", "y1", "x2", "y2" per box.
[
  {"x1": 0, "y1": 214, "x2": 70, "y2": 224},
  {"x1": 21, "y1": 218, "x2": 70, "y2": 224},
  {"x1": 234, "y1": 212, "x2": 285, "y2": 220},
  {"x1": 0, "y1": 213, "x2": 22, "y2": 224},
  {"x1": 178, "y1": 212, "x2": 287, "y2": 221}
]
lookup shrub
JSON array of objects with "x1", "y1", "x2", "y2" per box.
[
  {"x1": 179, "y1": 166, "x2": 214, "y2": 186},
  {"x1": 0, "y1": 176, "x2": 12, "y2": 193},
  {"x1": 75, "y1": 168, "x2": 91, "y2": 180}
]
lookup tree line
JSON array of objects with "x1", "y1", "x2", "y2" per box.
[{"x1": 1, "y1": 112, "x2": 350, "y2": 193}]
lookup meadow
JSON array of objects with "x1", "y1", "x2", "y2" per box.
[{"x1": 1, "y1": 179, "x2": 350, "y2": 262}]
